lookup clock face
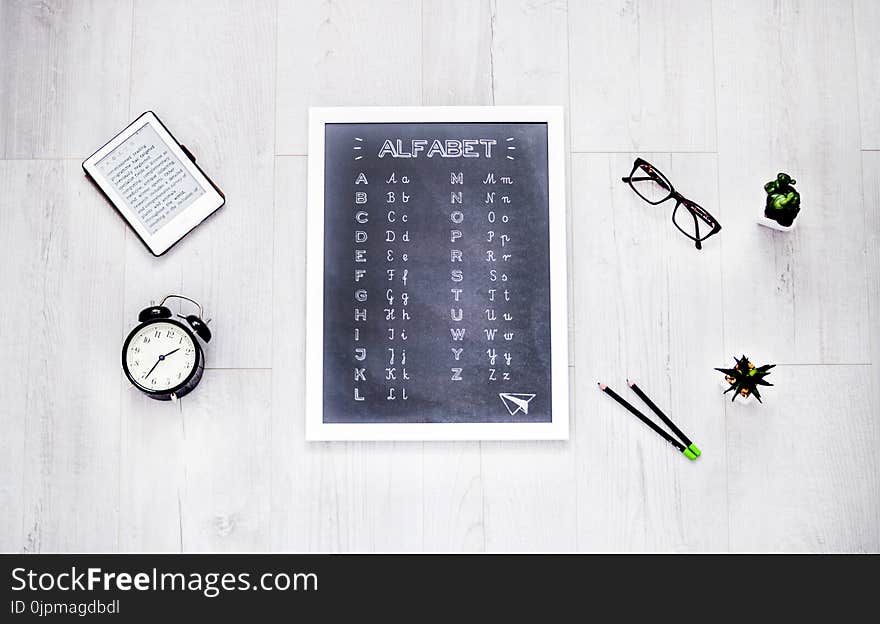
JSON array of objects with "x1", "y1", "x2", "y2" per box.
[{"x1": 124, "y1": 321, "x2": 198, "y2": 392}]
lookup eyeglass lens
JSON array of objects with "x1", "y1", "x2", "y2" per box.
[{"x1": 628, "y1": 161, "x2": 674, "y2": 204}]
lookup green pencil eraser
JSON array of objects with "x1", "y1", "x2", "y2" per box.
[
  {"x1": 683, "y1": 448, "x2": 697, "y2": 461},
  {"x1": 688, "y1": 443, "x2": 701, "y2": 457}
]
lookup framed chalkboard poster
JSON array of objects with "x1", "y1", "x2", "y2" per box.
[{"x1": 306, "y1": 107, "x2": 568, "y2": 440}]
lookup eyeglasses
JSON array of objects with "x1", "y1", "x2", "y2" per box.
[{"x1": 621, "y1": 157, "x2": 721, "y2": 250}]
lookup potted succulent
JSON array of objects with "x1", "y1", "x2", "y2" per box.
[
  {"x1": 715, "y1": 355, "x2": 775, "y2": 403},
  {"x1": 758, "y1": 172, "x2": 800, "y2": 231}
]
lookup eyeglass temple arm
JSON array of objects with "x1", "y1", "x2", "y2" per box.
[
  {"x1": 622, "y1": 175, "x2": 669, "y2": 185},
  {"x1": 688, "y1": 210, "x2": 703, "y2": 250}
]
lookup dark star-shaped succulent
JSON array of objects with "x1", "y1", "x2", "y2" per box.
[{"x1": 715, "y1": 355, "x2": 775, "y2": 403}]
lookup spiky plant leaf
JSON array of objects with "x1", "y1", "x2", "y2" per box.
[{"x1": 715, "y1": 355, "x2": 774, "y2": 403}]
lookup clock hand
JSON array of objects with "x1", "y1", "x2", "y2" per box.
[
  {"x1": 142, "y1": 349, "x2": 181, "y2": 380},
  {"x1": 143, "y1": 357, "x2": 162, "y2": 379}
]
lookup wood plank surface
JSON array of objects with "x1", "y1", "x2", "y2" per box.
[
  {"x1": 0, "y1": 0, "x2": 133, "y2": 158},
  {"x1": 568, "y1": 0, "x2": 717, "y2": 152},
  {"x1": 0, "y1": 160, "x2": 125, "y2": 552},
  {"x1": 713, "y1": 0, "x2": 868, "y2": 364},
  {"x1": 0, "y1": 0, "x2": 877, "y2": 553}
]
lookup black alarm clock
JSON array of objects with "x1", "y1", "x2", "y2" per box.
[{"x1": 122, "y1": 294, "x2": 212, "y2": 401}]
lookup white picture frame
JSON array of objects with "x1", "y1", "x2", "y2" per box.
[{"x1": 306, "y1": 106, "x2": 568, "y2": 441}]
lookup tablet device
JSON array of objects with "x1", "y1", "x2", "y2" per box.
[{"x1": 82, "y1": 111, "x2": 225, "y2": 256}]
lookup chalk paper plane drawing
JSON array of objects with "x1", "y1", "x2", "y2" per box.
[{"x1": 499, "y1": 392, "x2": 536, "y2": 416}]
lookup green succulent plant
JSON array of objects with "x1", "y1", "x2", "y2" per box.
[
  {"x1": 715, "y1": 355, "x2": 775, "y2": 403},
  {"x1": 764, "y1": 172, "x2": 800, "y2": 227}
]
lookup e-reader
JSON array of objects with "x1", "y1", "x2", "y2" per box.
[
  {"x1": 82, "y1": 111, "x2": 225, "y2": 256},
  {"x1": 306, "y1": 106, "x2": 568, "y2": 441}
]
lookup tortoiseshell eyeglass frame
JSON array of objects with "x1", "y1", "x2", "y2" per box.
[{"x1": 621, "y1": 157, "x2": 722, "y2": 250}]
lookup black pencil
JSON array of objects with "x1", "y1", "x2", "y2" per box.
[
  {"x1": 598, "y1": 383, "x2": 697, "y2": 460},
  {"x1": 627, "y1": 380, "x2": 701, "y2": 457}
]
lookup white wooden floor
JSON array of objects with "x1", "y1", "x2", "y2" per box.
[{"x1": 1, "y1": 0, "x2": 877, "y2": 553}]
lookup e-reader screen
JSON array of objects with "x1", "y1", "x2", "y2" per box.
[{"x1": 94, "y1": 122, "x2": 206, "y2": 234}]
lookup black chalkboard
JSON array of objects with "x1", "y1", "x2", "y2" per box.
[{"x1": 307, "y1": 109, "x2": 567, "y2": 439}]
